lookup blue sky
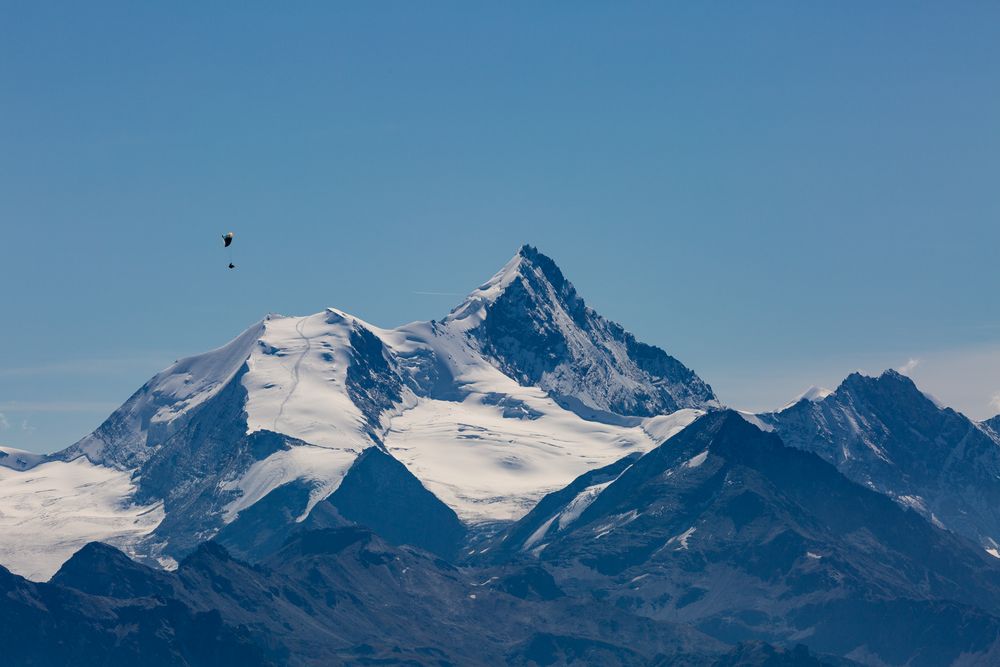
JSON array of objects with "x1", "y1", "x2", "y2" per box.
[{"x1": 2, "y1": 3, "x2": 999, "y2": 452}]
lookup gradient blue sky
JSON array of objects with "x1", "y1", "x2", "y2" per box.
[{"x1": 2, "y1": 3, "x2": 999, "y2": 452}]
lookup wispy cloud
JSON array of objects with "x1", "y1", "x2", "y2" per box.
[
  {"x1": 412, "y1": 290, "x2": 462, "y2": 297},
  {"x1": 20, "y1": 419, "x2": 35, "y2": 434},
  {"x1": 0, "y1": 401, "x2": 118, "y2": 413},
  {"x1": 894, "y1": 343, "x2": 1000, "y2": 420},
  {"x1": 897, "y1": 358, "x2": 921, "y2": 375},
  {"x1": 0, "y1": 413, "x2": 8, "y2": 430},
  {"x1": 0, "y1": 355, "x2": 170, "y2": 378}
]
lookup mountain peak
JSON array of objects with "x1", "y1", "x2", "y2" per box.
[
  {"x1": 444, "y1": 244, "x2": 579, "y2": 330},
  {"x1": 445, "y1": 245, "x2": 717, "y2": 417},
  {"x1": 835, "y1": 368, "x2": 945, "y2": 412},
  {"x1": 516, "y1": 244, "x2": 572, "y2": 287},
  {"x1": 51, "y1": 541, "x2": 171, "y2": 599}
]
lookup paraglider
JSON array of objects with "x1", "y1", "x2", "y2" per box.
[{"x1": 222, "y1": 232, "x2": 236, "y2": 269}]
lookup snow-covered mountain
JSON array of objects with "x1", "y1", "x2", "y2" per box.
[
  {"x1": 447, "y1": 245, "x2": 718, "y2": 418},
  {"x1": 759, "y1": 370, "x2": 1000, "y2": 555},
  {"x1": 0, "y1": 245, "x2": 716, "y2": 579}
]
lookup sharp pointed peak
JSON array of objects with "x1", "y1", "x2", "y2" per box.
[
  {"x1": 516, "y1": 243, "x2": 547, "y2": 262},
  {"x1": 444, "y1": 243, "x2": 576, "y2": 329},
  {"x1": 515, "y1": 243, "x2": 571, "y2": 285}
]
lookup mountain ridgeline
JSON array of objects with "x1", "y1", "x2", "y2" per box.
[
  {"x1": 760, "y1": 370, "x2": 1000, "y2": 553},
  {"x1": 2, "y1": 245, "x2": 1000, "y2": 666}
]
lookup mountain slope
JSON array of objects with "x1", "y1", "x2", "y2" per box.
[
  {"x1": 760, "y1": 370, "x2": 1000, "y2": 553},
  {"x1": 487, "y1": 411, "x2": 1000, "y2": 666}
]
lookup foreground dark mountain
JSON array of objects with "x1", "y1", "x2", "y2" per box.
[
  {"x1": 0, "y1": 527, "x2": 847, "y2": 667},
  {"x1": 486, "y1": 411, "x2": 1000, "y2": 666},
  {"x1": 760, "y1": 370, "x2": 1000, "y2": 553},
  {"x1": 0, "y1": 559, "x2": 269, "y2": 666}
]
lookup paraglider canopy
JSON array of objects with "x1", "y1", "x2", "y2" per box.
[{"x1": 222, "y1": 232, "x2": 234, "y2": 247}]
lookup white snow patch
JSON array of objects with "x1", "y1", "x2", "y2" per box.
[
  {"x1": 528, "y1": 543, "x2": 548, "y2": 557},
  {"x1": 523, "y1": 515, "x2": 558, "y2": 551},
  {"x1": 591, "y1": 509, "x2": 640, "y2": 539},
  {"x1": 666, "y1": 526, "x2": 696, "y2": 551},
  {"x1": 897, "y1": 494, "x2": 929, "y2": 514},
  {"x1": 556, "y1": 480, "x2": 616, "y2": 530},
  {"x1": 157, "y1": 555, "x2": 179, "y2": 571},
  {"x1": 221, "y1": 445, "x2": 359, "y2": 522},
  {"x1": 641, "y1": 410, "x2": 704, "y2": 444},
  {"x1": 737, "y1": 411, "x2": 774, "y2": 433},
  {"x1": 685, "y1": 450, "x2": 709, "y2": 469},
  {"x1": 0, "y1": 458, "x2": 163, "y2": 581}
]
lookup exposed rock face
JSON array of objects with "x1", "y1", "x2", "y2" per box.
[
  {"x1": 451, "y1": 245, "x2": 719, "y2": 418},
  {"x1": 761, "y1": 370, "x2": 1000, "y2": 551}
]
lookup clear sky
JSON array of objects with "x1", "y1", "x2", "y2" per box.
[{"x1": 2, "y1": 2, "x2": 999, "y2": 452}]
